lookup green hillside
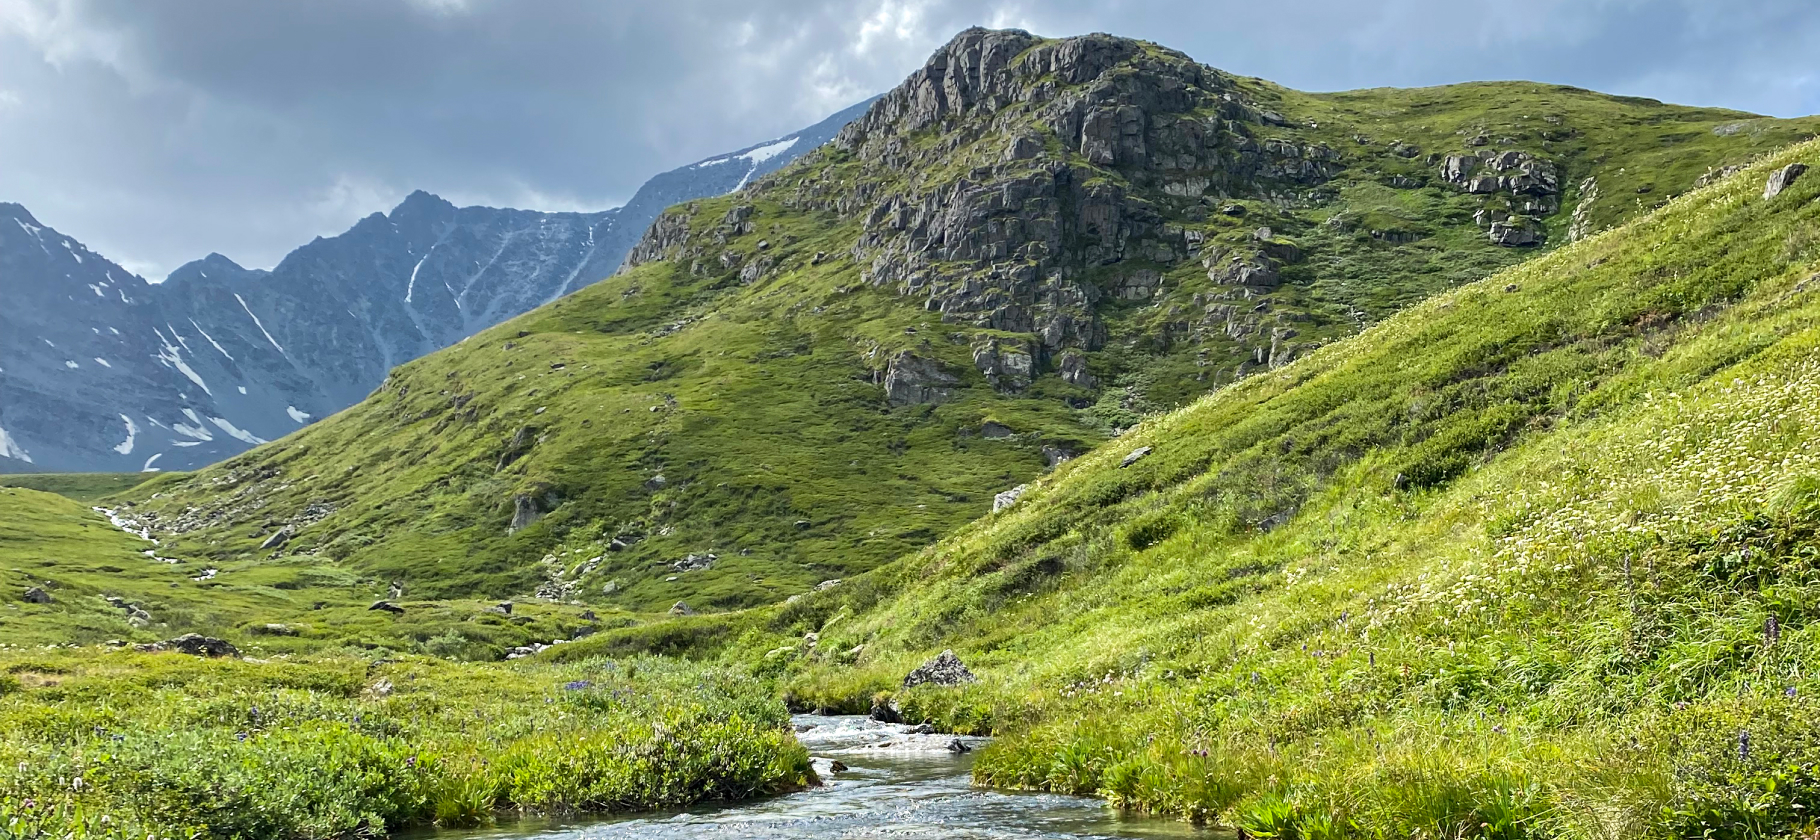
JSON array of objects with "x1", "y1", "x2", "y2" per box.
[
  {"x1": 713, "y1": 139, "x2": 1820, "y2": 837},
  {"x1": 102, "y1": 30, "x2": 1820, "y2": 623}
]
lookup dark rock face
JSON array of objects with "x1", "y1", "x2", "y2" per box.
[
  {"x1": 368, "y1": 600, "x2": 405, "y2": 614},
  {"x1": 1766, "y1": 163, "x2": 1808, "y2": 200},
  {"x1": 0, "y1": 101, "x2": 875, "y2": 474},
  {"x1": 22, "y1": 586, "x2": 51, "y2": 604},
  {"x1": 136, "y1": 634, "x2": 239, "y2": 657},
  {"x1": 883, "y1": 352, "x2": 958, "y2": 406},
  {"x1": 902, "y1": 649, "x2": 977, "y2": 689}
]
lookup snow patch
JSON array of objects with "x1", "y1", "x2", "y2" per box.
[
  {"x1": 404, "y1": 247, "x2": 435, "y2": 304},
  {"x1": 234, "y1": 293, "x2": 287, "y2": 355},
  {"x1": 141, "y1": 453, "x2": 163, "y2": 472},
  {"x1": 64, "y1": 360, "x2": 79, "y2": 369},
  {"x1": 740, "y1": 136, "x2": 798, "y2": 165},
  {"x1": 93, "y1": 357, "x2": 111, "y2": 368},
  {"x1": 286, "y1": 405, "x2": 312, "y2": 424},
  {"x1": 238, "y1": 386, "x2": 248, "y2": 395},
  {"x1": 172, "y1": 409, "x2": 214, "y2": 442},
  {"x1": 207, "y1": 416, "x2": 267, "y2": 445},
  {"x1": 189, "y1": 318, "x2": 234, "y2": 361},
  {"x1": 113, "y1": 414, "x2": 138, "y2": 454},
  {"x1": 88, "y1": 283, "x2": 105, "y2": 297},
  {"x1": 0, "y1": 426, "x2": 32, "y2": 463},
  {"x1": 152, "y1": 327, "x2": 213, "y2": 396}
]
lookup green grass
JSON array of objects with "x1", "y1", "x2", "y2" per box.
[
  {"x1": 104, "y1": 36, "x2": 1820, "y2": 618},
  {"x1": 0, "y1": 649, "x2": 812, "y2": 840},
  {"x1": 0, "y1": 472, "x2": 159, "y2": 502},
  {"x1": 1, "y1": 486, "x2": 609, "y2": 655},
  {"x1": 720, "y1": 140, "x2": 1820, "y2": 837}
]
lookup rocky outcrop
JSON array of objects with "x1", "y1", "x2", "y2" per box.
[
  {"x1": 903, "y1": 649, "x2": 977, "y2": 688},
  {"x1": 993, "y1": 484, "x2": 1029, "y2": 512},
  {"x1": 1766, "y1": 163, "x2": 1808, "y2": 200},
  {"x1": 135, "y1": 634, "x2": 239, "y2": 657},
  {"x1": 22, "y1": 586, "x2": 51, "y2": 604},
  {"x1": 883, "y1": 352, "x2": 958, "y2": 406},
  {"x1": 972, "y1": 337, "x2": 1036, "y2": 392}
]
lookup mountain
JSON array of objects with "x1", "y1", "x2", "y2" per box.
[
  {"x1": 740, "y1": 137, "x2": 1820, "y2": 838},
  {"x1": 104, "y1": 29, "x2": 1820, "y2": 618},
  {"x1": 0, "y1": 100, "x2": 875, "y2": 473}
]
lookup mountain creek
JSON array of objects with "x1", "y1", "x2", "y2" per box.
[{"x1": 414, "y1": 716, "x2": 1210, "y2": 840}]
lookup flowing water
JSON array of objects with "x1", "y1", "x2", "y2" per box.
[{"x1": 429, "y1": 715, "x2": 1215, "y2": 839}]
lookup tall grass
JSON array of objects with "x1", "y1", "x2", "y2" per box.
[{"x1": 0, "y1": 651, "x2": 812, "y2": 840}]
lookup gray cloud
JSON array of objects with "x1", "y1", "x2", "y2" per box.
[{"x1": 1, "y1": 0, "x2": 1815, "y2": 277}]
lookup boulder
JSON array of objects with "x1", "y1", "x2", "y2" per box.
[
  {"x1": 947, "y1": 739, "x2": 973, "y2": 753},
  {"x1": 259, "y1": 526, "x2": 294, "y2": 550},
  {"x1": 1119, "y1": 446, "x2": 1153, "y2": 468},
  {"x1": 22, "y1": 586, "x2": 51, "y2": 604},
  {"x1": 670, "y1": 601, "x2": 694, "y2": 615},
  {"x1": 1489, "y1": 220, "x2": 1541, "y2": 247},
  {"x1": 980, "y1": 421, "x2": 1014, "y2": 439},
  {"x1": 369, "y1": 600, "x2": 405, "y2": 614},
  {"x1": 903, "y1": 649, "x2": 977, "y2": 689},
  {"x1": 1041, "y1": 446, "x2": 1076, "y2": 468},
  {"x1": 1765, "y1": 163, "x2": 1808, "y2": 200},
  {"x1": 488, "y1": 601, "x2": 514, "y2": 615},
  {"x1": 136, "y1": 634, "x2": 239, "y2": 658},
  {"x1": 993, "y1": 484, "x2": 1028, "y2": 512},
  {"x1": 870, "y1": 693, "x2": 904, "y2": 723}
]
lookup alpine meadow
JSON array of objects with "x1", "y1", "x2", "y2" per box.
[{"x1": 6, "y1": 23, "x2": 1820, "y2": 840}]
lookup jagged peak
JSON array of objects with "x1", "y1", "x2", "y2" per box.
[
  {"x1": 391, "y1": 189, "x2": 456, "y2": 218},
  {"x1": 835, "y1": 28, "x2": 1221, "y2": 150},
  {"x1": 0, "y1": 201, "x2": 42, "y2": 226}
]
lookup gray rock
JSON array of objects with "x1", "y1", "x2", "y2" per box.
[
  {"x1": 670, "y1": 553, "x2": 716, "y2": 572},
  {"x1": 670, "y1": 601, "x2": 694, "y2": 615},
  {"x1": 22, "y1": 586, "x2": 51, "y2": 604},
  {"x1": 947, "y1": 739, "x2": 973, "y2": 754},
  {"x1": 883, "y1": 351, "x2": 959, "y2": 406},
  {"x1": 258, "y1": 526, "x2": 294, "y2": 550},
  {"x1": 1489, "y1": 219, "x2": 1542, "y2": 247},
  {"x1": 1119, "y1": 446, "x2": 1153, "y2": 468},
  {"x1": 136, "y1": 634, "x2": 239, "y2": 658},
  {"x1": 1042, "y1": 446, "x2": 1075, "y2": 468},
  {"x1": 1057, "y1": 351, "x2": 1097, "y2": 389},
  {"x1": 509, "y1": 493, "x2": 546, "y2": 533},
  {"x1": 903, "y1": 649, "x2": 977, "y2": 689},
  {"x1": 993, "y1": 484, "x2": 1029, "y2": 512},
  {"x1": 369, "y1": 600, "x2": 405, "y2": 614},
  {"x1": 1765, "y1": 163, "x2": 1808, "y2": 200},
  {"x1": 980, "y1": 421, "x2": 1014, "y2": 439},
  {"x1": 488, "y1": 601, "x2": 514, "y2": 615},
  {"x1": 870, "y1": 694, "x2": 904, "y2": 723}
]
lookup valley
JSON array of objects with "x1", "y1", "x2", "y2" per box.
[{"x1": 6, "y1": 25, "x2": 1820, "y2": 840}]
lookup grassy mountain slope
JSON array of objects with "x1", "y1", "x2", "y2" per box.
[
  {"x1": 0, "y1": 486, "x2": 602, "y2": 656},
  {"x1": 722, "y1": 140, "x2": 1820, "y2": 836},
  {"x1": 105, "y1": 29, "x2": 1820, "y2": 628}
]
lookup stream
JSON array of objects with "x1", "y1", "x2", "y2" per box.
[{"x1": 427, "y1": 715, "x2": 1214, "y2": 839}]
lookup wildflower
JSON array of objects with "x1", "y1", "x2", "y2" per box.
[{"x1": 564, "y1": 680, "x2": 593, "y2": 691}]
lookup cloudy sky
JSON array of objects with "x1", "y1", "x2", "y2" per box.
[{"x1": 2, "y1": 0, "x2": 1817, "y2": 278}]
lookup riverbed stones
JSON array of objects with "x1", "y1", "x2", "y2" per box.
[{"x1": 903, "y1": 649, "x2": 977, "y2": 689}]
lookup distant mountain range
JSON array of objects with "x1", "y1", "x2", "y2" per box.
[{"x1": 0, "y1": 98, "x2": 874, "y2": 473}]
